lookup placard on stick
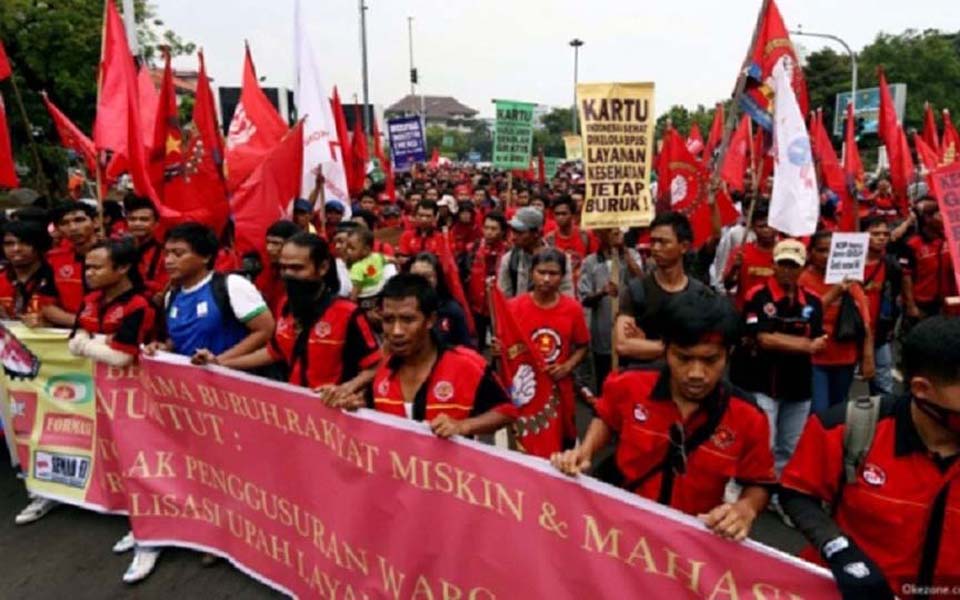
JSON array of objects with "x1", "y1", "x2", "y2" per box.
[{"x1": 825, "y1": 232, "x2": 870, "y2": 284}]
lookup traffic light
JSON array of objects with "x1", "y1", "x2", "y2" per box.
[{"x1": 410, "y1": 68, "x2": 418, "y2": 84}]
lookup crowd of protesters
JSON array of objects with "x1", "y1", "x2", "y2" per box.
[{"x1": 1, "y1": 159, "x2": 958, "y2": 599}]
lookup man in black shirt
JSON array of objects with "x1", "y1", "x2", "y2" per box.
[
  {"x1": 615, "y1": 212, "x2": 707, "y2": 363},
  {"x1": 739, "y1": 239, "x2": 826, "y2": 475}
]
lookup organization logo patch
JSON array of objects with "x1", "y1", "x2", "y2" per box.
[{"x1": 433, "y1": 381, "x2": 454, "y2": 402}]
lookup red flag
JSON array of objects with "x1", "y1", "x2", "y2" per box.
[
  {"x1": 149, "y1": 51, "x2": 183, "y2": 197},
  {"x1": 93, "y1": 0, "x2": 156, "y2": 202},
  {"x1": 138, "y1": 64, "x2": 159, "y2": 152},
  {"x1": 740, "y1": 0, "x2": 809, "y2": 130},
  {"x1": 942, "y1": 109, "x2": 960, "y2": 166},
  {"x1": 0, "y1": 41, "x2": 12, "y2": 81},
  {"x1": 42, "y1": 92, "x2": 97, "y2": 175},
  {"x1": 232, "y1": 122, "x2": 304, "y2": 255},
  {"x1": 704, "y1": 103, "x2": 724, "y2": 160},
  {"x1": 371, "y1": 116, "x2": 395, "y2": 201},
  {"x1": 225, "y1": 44, "x2": 288, "y2": 193},
  {"x1": 428, "y1": 147, "x2": 440, "y2": 169},
  {"x1": 660, "y1": 128, "x2": 738, "y2": 247},
  {"x1": 193, "y1": 50, "x2": 225, "y2": 181},
  {"x1": 914, "y1": 132, "x2": 940, "y2": 174},
  {"x1": 877, "y1": 68, "x2": 899, "y2": 153},
  {"x1": 810, "y1": 110, "x2": 854, "y2": 231},
  {"x1": 438, "y1": 232, "x2": 475, "y2": 337},
  {"x1": 537, "y1": 148, "x2": 546, "y2": 185},
  {"x1": 490, "y1": 285, "x2": 558, "y2": 458},
  {"x1": 719, "y1": 115, "x2": 751, "y2": 192},
  {"x1": 330, "y1": 87, "x2": 353, "y2": 199},
  {"x1": 348, "y1": 106, "x2": 369, "y2": 199},
  {"x1": 0, "y1": 94, "x2": 18, "y2": 188},
  {"x1": 922, "y1": 102, "x2": 941, "y2": 158},
  {"x1": 843, "y1": 101, "x2": 864, "y2": 191},
  {"x1": 686, "y1": 122, "x2": 704, "y2": 157}
]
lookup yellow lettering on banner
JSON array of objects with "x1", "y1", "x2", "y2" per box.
[
  {"x1": 97, "y1": 386, "x2": 147, "y2": 421},
  {"x1": 582, "y1": 515, "x2": 623, "y2": 558},
  {"x1": 388, "y1": 451, "x2": 523, "y2": 522},
  {"x1": 155, "y1": 403, "x2": 225, "y2": 444},
  {"x1": 409, "y1": 575, "x2": 496, "y2": 600},
  {"x1": 664, "y1": 548, "x2": 705, "y2": 593},
  {"x1": 707, "y1": 570, "x2": 740, "y2": 600},
  {"x1": 624, "y1": 536, "x2": 660, "y2": 573},
  {"x1": 105, "y1": 363, "x2": 139, "y2": 380},
  {"x1": 126, "y1": 450, "x2": 177, "y2": 478},
  {"x1": 377, "y1": 555, "x2": 406, "y2": 600}
]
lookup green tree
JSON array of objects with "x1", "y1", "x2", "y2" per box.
[
  {"x1": 654, "y1": 104, "x2": 718, "y2": 143},
  {"x1": 0, "y1": 0, "x2": 194, "y2": 194}
]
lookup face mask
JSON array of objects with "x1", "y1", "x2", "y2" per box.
[
  {"x1": 284, "y1": 277, "x2": 325, "y2": 321},
  {"x1": 914, "y1": 397, "x2": 960, "y2": 435}
]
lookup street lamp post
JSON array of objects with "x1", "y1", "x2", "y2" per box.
[
  {"x1": 359, "y1": 0, "x2": 371, "y2": 135},
  {"x1": 790, "y1": 29, "x2": 857, "y2": 115},
  {"x1": 408, "y1": 16, "x2": 426, "y2": 131},
  {"x1": 569, "y1": 38, "x2": 584, "y2": 134}
]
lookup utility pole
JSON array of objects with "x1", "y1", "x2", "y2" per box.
[
  {"x1": 359, "y1": 0, "x2": 370, "y2": 135},
  {"x1": 569, "y1": 38, "x2": 584, "y2": 134}
]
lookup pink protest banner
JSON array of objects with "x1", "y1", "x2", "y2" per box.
[
  {"x1": 115, "y1": 352, "x2": 838, "y2": 599},
  {"x1": 929, "y1": 161, "x2": 960, "y2": 295}
]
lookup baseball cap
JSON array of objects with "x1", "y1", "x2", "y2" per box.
[
  {"x1": 293, "y1": 198, "x2": 313, "y2": 213},
  {"x1": 773, "y1": 239, "x2": 806, "y2": 266},
  {"x1": 325, "y1": 200, "x2": 345, "y2": 214},
  {"x1": 438, "y1": 195, "x2": 459, "y2": 214},
  {"x1": 509, "y1": 206, "x2": 544, "y2": 232}
]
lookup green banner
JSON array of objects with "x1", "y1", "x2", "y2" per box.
[
  {"x1": 493, "y1": 99, "x2": 535, "y2": 169},
  {"x1": 544, "y1": 156, "x2": 564, "y2": 179}
]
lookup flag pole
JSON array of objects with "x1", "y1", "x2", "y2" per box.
[
  {"x1": 709, "y1": 0, "x2": 772, "y2": 204},
  {"x1": 5, "y1": 75, "x2": 47, "y2": 193},
  {"x1": 610, "y1": 253, "x2": 620, "y2": 372},
  {"x1": 710, "y1": 0, "x2": 771, "y2": 249},
  {"x1": 94, "y1": 0, "x2": 109, "y2": 237}
]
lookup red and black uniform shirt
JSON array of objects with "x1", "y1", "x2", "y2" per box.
[
  {"x1": 781, "y1": 396, "x2": 960, "y2": 595},
  {"x1": 741, "y1": 278, "x2": 823, "y2": 402},
  {"x1": 268, "y1": 298, "x2": 381, "y2": 389},
  {"x1": 547, "y1": 227, "x2": 598, "y2": 286},
  {"x1": 76, "y1": 289, "x2": 157, "y2": 355},
  {"x1": 398, "y1": 229, "x2": 444, "y2": 257},
  {"x1": 0, "y1": 263, "x2": 58, "y2": 319},
  {"x1": 900, "y1": 234, "x2": 957, "y2": 308},
  {"x1": 466, "y1": 240, "x2": 507, "y2": 316},
  {"x1": 369, "y1": 345, "x2": 516, "y2": 422},
  {"x1": 594, "y1": 366, "x2": 776, "y2": 517},
  {"x1": 46, "y1": 247, "x2": 87, "y2": 313},
  {"x1": 137, "y1": 239, "x2": 168, "y2": 297}
]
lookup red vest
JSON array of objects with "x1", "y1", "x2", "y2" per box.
[
  {"x1": 372, "y1": 346, "x2": 488, "y2": 421},
  {"x1": 269, "y1": 298, "x2": 374, "y2": 388},
  {"x1": 47, "y1": 248, "x2": 85, "y2": 313},
  {"x1": 466, "y1": 241, "x2": 506, "y2": 316}
]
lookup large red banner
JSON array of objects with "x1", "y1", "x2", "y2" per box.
[
  {"x1": 930, "y1": 161, "x2": 960, "y2": 295},
  {"x1": 105, "y1": 353, "x2": 838, "y2": 599}
]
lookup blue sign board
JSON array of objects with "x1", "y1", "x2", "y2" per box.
[
  {"x1": 387, "y1": 116, "x2": 426, "y2": 171},
  {"x1": 833, "y1": 84, "x2": 907, "y2": 137}
]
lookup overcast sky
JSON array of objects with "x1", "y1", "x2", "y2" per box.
[{"x1": 157, "y1": 0, "x2": 960, "y2": 118}]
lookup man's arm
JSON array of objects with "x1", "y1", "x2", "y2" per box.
[
  {"x1": 218, "y1": 311, "x2": 274, "y2": 361},
  {"x1": 551, "y1": 418, "x2": 613, "y2": 475},
  {"x1": 217, "y1": 275, "x2": 276, "y2": 361},
  {"x1": 614, "y1": 315, "x2": 664, "y2": 360},
  {"x1": 40, "y1": 304, "x2": 76, "y2": 328},
  {"x1": 698, "y1": 484, "x2": 768, "y2": 541},
  {"x1": 757, "y1": 332, "x2": 824, "y2": 354},
  {"x1": 496, "y1": 250, "x2": 514, "y2": 296}
]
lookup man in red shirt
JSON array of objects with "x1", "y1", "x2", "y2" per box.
[
  {"x1": 335, "y1": 273, "x2": 516, "y2": 438},
  {"x1": 861, "y1": 216, "x2": 904, "y2": 396},
  {"x1": 196, "y1": 233, "x2": 380, "y2": 401},
  {"x1": 901, "y1": 196, "x2": 957, "y2": 320},
  {"x1": 0, "y1": 220, "x2": 56, "y2": 323},
  {"x1": 43, "y1": 202, "x2": 100, "y2": 327},
  {"x1": 862, "y1": 177, "x2": 901, "y2": 223},
  {"x1": 552, "y1": 288, "x2": 775, "y2": 540},
  {"x1": 545, "y1": 195, "x2": 596, "y2": 286},
  {"x1": 781, "y1": 316, "x2": 960, "y2": 599},
  {"x1": 259, "y1": 219, "x2": 301, "y2": 316},
  {"x1": 464, "y1": 212, "x2": 509, "y2": 351},
  {"x1": 397, "y1": 199, "x2": 444, "y2": 267},
  {"x1": 723, "y1": 205, "x2": 776, "y2": 310},
  {"x1": 123, "y1": 195, "x2": 167, "y2": 300}
]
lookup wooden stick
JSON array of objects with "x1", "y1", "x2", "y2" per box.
[
  {"x1": 6, "y1": 67, "x2": 47, "y2": 193},
  {"x1": 610, "y1": 252, "x2": 620, "y2": 372},
  {"x1": 708, "y1": 0, "x2": 772, "y2": 208}
]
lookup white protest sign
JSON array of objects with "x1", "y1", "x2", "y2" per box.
[{"x1": 825, "y1": 232, "x2": 870, "y2": 284}]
